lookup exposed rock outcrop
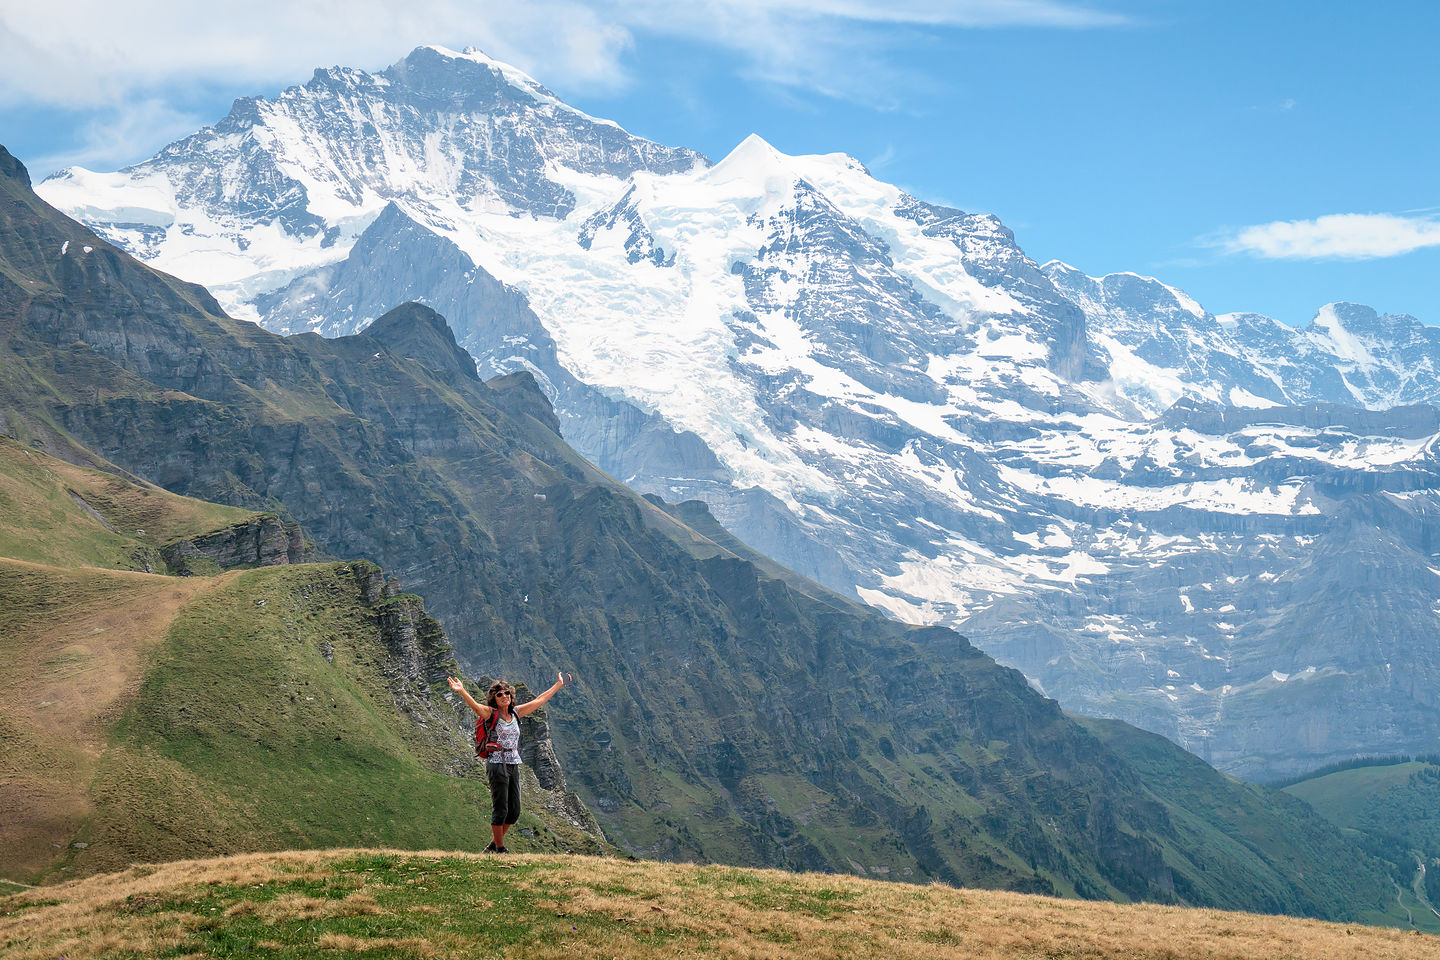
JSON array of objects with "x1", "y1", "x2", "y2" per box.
[
  {"x1": 354, "y1": 559, "x2": 605, "y2": 845},
  {"x1": 161, "y1": 514, "x2": 315, "y2": 575}
]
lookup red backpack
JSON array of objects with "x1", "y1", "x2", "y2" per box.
[{"x1": 475, "y1": 710, "x2": 505, "y2": 758}]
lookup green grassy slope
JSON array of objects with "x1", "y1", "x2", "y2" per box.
[
  {"x1": 0, "y1": 434, "x2": 255, "y2": 569},
  {"x1": 1284, "y1": 762, "x2": 1437, "y2": 832},
  {"x1": 0, "y1": 438, "x2": 265, "y2": 877},
  {"x1": 63, "y1": 562, "x2": 606, "y2": 881},
  {"x1": 0, "y1": 435, "x2": 606, "y2": 885},
  {"x1": 1078, "y1": 717, "x2": 1427, "y2": 929},
  {"x1": 1284, "y1": 760, "x2": 1440, "y2": 925},
  {"x1": 0, "y1": 560, "x2": 214, "y2": 878}
]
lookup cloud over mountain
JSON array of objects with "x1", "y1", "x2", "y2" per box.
[
  {"x1": 0, "y1": 0, "x2": 1124, "y2": 111},
  {"x1": 1217, "y1": 212, "x2": 1440, "y2": 261}
]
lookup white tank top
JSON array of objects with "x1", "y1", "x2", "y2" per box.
[{"x1": 488, "y1": 713, "x2": 521, "y2": 764}]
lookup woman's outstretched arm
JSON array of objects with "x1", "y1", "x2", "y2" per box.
[
  {"x1": 447, "y1": 676, "x2": 491, "y2": 718},
  {"x1": 516, "y1": 671, "x2": 572, "y2": 717}
]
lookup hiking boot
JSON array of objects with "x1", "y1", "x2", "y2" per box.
[
  {"x1": 483, "y1": 841, "x2": 498, "y2": 853},
  {"x1": 496, "y1": 845, "x2": 510, "y2": 854}
]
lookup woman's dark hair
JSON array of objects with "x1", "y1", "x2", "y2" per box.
[{"x1": 486, "y1": 680, "x2": 515, "y2": 711}]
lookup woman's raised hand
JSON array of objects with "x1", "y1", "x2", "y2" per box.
[
  {"x1": 558, "y1": 671, "x2": 572, "y2": 688},
  {"x1": 446, "y1": 676, "x2": 464, "y2": 693}
]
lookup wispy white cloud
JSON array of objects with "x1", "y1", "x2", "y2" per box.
[
  {"x1": 0, "y1": 0, "x2": 1125, "y2": 110},
  {"x1": 867, "y1": 144, "x2": 899, "y2": 172},
  {"x1": 596, "y1": 1, "x2": 1126, "y2": 108},
  {"x1": 28, "y1": 99, "x2": 208, "y2": 174},
  {"x1": 1215, "y1": 212, "x2": 1440, "y2": 261},
  {"x1": 0, "y1": 0, "x2": 1125, "y2": 172},
  {"x1": 0, "y1": 1, "x2": 636, "y2": 108},
  {"x1": 642, "y1": 0, "x2": 1127, "y2": 29}
]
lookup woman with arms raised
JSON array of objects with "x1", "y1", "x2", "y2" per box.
[{"x1": 446, "y1": 671, "x2": 571, "y2": 853}]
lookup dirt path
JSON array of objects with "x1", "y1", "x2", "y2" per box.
[{"x1": 0, "y1": 560, "x2": 234, "y2": 879}]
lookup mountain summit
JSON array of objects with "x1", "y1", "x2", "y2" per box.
[
  {"x1": 362, "y1": 301, "x2": 482, "y2": 383},
  {"x1": 35, "y1": 49, "x2": 1440, "y2": 780}
]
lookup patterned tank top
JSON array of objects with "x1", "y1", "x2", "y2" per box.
[{"x1": 488, "y1": 713, "x2": 521, "y2": 765}]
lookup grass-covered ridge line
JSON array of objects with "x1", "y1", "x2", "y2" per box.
[
  {"x1": 0, "y1": 435, "x2": 256, "y2": 570},
  {"x1": 0, "y1": 560, "x2": 220, "y2": 879},
  {"x1": 1269, "y1": 754, "x2": 1440, "y2": 790},
  {"x1": 35, "y1": 562, "x2": 605, "y2": 883},
  {"x1": 3, "y1": 849, "x2": 1436, "y2": 960}
]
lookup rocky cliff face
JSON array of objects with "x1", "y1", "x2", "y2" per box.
[
  {"x1": 161, "y1": 514, "x2": 314, "y2": 574},
  {"x1": 353, "y1": 561, "x2": 604, "y2": 842}
]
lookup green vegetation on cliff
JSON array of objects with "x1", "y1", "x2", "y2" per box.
[
  {"x1": 1284, "y1": 760, "x2": 1440, "y2": 926},
  {"x1": 1079, "y1": 717, "x2": 1427, "y2": 929},
  {"x1": 0, "y1": 435, "x2": 254, "y2": 569}
]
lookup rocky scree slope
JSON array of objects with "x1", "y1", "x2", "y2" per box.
[{"x1": 0, "y1": 144, "x2": 1407, "y2": 919}]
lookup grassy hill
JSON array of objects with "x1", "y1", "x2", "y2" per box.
[
  {"x1": 1283, "y1": 761, "x2": 1440, "y2": 837},
  {"x1": 0, "y1": 439, "x2": 606, "y2": 886},
  {"x1": 3, "y1": 849, "x2": 1436, "y2": 960},
  {"x1": 1284, "y1": 759, "x2": 1440, "y2": 927},
  {"x1": 1077, "y1": 718, "x2": 1436, "y2": 930},
  {"x1": 0, "y1": 433, "x2": 254, "y2": 569}
]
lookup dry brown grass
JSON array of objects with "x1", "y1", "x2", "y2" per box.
[
  {"x1": 1, "y1": 848, "x2": 1435, "y2": 960},
  {"x1": 0, "y1": 562, "x2": 228, "y2": 879},
  {"x1": 0, "y1": 851, "x2": 332, "y2": 960},
  {"x1": 313, "y1": 932, "x2": 438, "y2": 954},
  {"x1": 512, "y1": 857, "x2": 1437, "y2": 960}
]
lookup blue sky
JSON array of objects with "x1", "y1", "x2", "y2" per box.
[{"x1": 1, "y1": 0, "x2": 1435, "y2": 326}]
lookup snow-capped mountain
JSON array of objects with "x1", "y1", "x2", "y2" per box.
[
  {"x1": 1047, "y1": 265, "x2": 1440, "y2": 416},
  {"x1": 38, "y1": 45, "x2": 1440, "y2": 780}
]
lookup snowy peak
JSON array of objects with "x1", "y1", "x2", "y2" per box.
[
  {"x1": 1043, "y1": 264, "x2": 1206, "y2": 327},
  {"x1": 713, "y1": 133, "x2": 787, "y2": 172},
  {"x1": 1306, "y1": 301, "x2": 1429, "y2": 352},
  {"x1": 702, "y1": 133, "x2": 807, "y2": 206},
  {"x1": 36, "y1": 47, "x2": 707, "y2": 310},
  {"x1": 1307, "y1": 302, "x2": 1384, "y2": 366},
  {"x1": 1039, "y1": 262, "x2": 1440, "y2": 415},
  {"x1": 383, "y1": 44, "x2": 565, "y2": 115}
]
